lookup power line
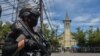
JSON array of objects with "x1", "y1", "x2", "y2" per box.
[
  {"x1": 2, "y1": 12, "x2": 15, "y2": 16},
  {"x1": 1, "y1": 0, "x2": 40, "y2": 19},
  {"x1": 42, "y1": 1, "x2": 53, "y2": 31},
  {"x1": 43, "y1": 0, "x2": 59, "y2": 30},
  {"x1": 0, "y1": 1, "x2": 15, "y2": 4},
  {"x1": 39, "y1": 0, "x2": 44, "y2": 34},
  {"x1": 3, "y1": 0, "x2": 38, "y2": 9},
  {"x1": 11, "y1": 0, "x2": 16, "y2": 22},
  {"x1": 2, "y1": 7, "x2": 13, "y2": 11},
  {"x1": 43, "y1": 0, "x2": 53, "y2": 22},
  {"x1": 4, "y1": 0, "x2": 16, "y2": 9}
]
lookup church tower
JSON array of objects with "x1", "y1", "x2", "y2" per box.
[{"x1": 63, "y1": 13, "x2": 72, "y2": 48}]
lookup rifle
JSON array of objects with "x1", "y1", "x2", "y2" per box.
[{"x1": 13, "y1": 19, "x2": 51, "y2": 56}]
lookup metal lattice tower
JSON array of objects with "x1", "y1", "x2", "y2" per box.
[{"x1": 0, "y1": 0, "x2": 40, "y2": 22}]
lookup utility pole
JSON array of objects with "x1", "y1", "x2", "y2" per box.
[
  {"x1": 55, "y1": 25, "x2": 58, "y2": 39},
  {"x1": 0, "y1": 5, "x2": 2, "y2": 18},
  {"x1": 40, "y1": 0, "x2": 44, "y2": 34}
]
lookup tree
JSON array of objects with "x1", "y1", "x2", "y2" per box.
[
  {"x1": 42, "y1": 24, "x2": 60, "y2": 51},
  {"x1": 73, "y1": 27, "x2": 86, "y2": 47},
  {"x1": 85, "y1": 26, "x2": 100, "y2": 47},
  {"x1": 72, "y1": 26, "x2": 100, "y2": 47},
  {"x1": 0, "y1": 21, "x2": 11, "y2": 39},
  {"x1": 87, "y1": 27, "x2": 100, "y2": 46},
  {"x1": 93, "y1": 27, "x2": 100, "y2": 46},
  {"x1": 96, "y1": 27, "x2": 100, "y2": 45},
  {"x1": 0, "y1": 21, "x2": 3, "y2": 38},
  {"x1": 2, "y1": 22, "x2": 11, "y2": 38},
  {"x1": 87, "y1": 26, "x2": 94, "y2": 46}
]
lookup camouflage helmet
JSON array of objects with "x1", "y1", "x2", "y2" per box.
[{"x1": 19, "y1": 4, "x2": 40, "y2": 19}]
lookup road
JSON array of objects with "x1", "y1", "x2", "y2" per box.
[
  {"x1": 1, "y1": 51, "x2": 100, "y2": 56},
  {"x1": 51, "y1": 52, "x2": 100, "y2": 56}
]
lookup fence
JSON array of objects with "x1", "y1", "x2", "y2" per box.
[
  {"x1": 0, "y1": 42, "x2": 4, "y2": 56},
  {"x1": 71, "y1": 47, "x2": 100, "y2": 53}
]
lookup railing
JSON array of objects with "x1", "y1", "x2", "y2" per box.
[
  {"x1": 0, "y1": 42, "x2": 4, "y2": 56},
  {"x1": 71, "y1": 47, "x2": 100, "y2": 53}
]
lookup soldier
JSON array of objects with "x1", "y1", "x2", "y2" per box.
[{"x1": 2, "y1": 5, "x2": 40, "y2": 56}]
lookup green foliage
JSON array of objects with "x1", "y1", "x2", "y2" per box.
[
  {"x1": 0, "y1": 21, "x2": 3, "y2": 38},
  {"x1": 73, "y1": 27, "x2": 100, "y2": 47},
  {"x1": 87, "y1": 27, "x2": 94, "y2": 46},
  {"x1": 87, "y1": 27, "x2": 100, "y2": 46},
  {"x1": 43, "y1": 24, "x2": 60, "y2": 49},
  {"x1": 0, "y1": 21, "x2": 11, "y2": 39},
  {"x1": 73, "y1": 27, "x2": 86, "y2": 47}
]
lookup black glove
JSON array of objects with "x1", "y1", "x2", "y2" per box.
[
  {"x1": 25, "y1": 39, "x2": 51, "y2": 55},
  {"x1": 25, "y1": 39, "x2": 35, "y2": 46},
  {"x1": 25, "y1": 39, "x2": 38, "y2": 50}
]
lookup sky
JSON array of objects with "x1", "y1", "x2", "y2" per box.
[
  {"x1": 0, "y1": 0, "x2": 100, "y2": 35},
  {"x1": 44, "y1": 0, "x2": 100, "y2": 34}
]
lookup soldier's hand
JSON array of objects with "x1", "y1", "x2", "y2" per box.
[{"x1": 18, "y1": 39, "x2": 25, "y2": 50}]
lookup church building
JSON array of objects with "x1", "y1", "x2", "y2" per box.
[{"x1": 59, "y1": 13, "x2": 77, "y2": 50}]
